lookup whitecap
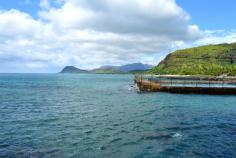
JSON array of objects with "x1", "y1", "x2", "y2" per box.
[{"x1": 172, "y1": 133, "x2": 182, "y2": 138}]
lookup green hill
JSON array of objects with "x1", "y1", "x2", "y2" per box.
[
  {"x1": 60, "y1": 66, "x2": 88, "y2": 73},
  {"x1": 149, "y1": 42, "x2": 236, "y2": 76}
]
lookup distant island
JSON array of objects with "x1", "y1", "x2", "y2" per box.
[
  {"x1": 60, "y1": 63, "x2": 154, "y2": 74},
  {"x1": 60, "y1": 66, "x2": 88, "y2": 73},
  {"x1": 148, "y1": 42, "x2": 236, "y2": 76}
]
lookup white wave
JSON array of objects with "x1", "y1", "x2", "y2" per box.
[{"x1": 172, "y1": 133, "x2": 182, "y2": 138}]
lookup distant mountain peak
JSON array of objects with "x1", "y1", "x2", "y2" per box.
[
  {"x1": 60, "y1": 66, "x2": 88, "y2": 73},
  {"x1": 119, "y1": 63, "x2": 154, "y2": 72}
]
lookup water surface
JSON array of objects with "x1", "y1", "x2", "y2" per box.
[{"x1": 0, "y1": 74, "x2": 236, "y2": 158}]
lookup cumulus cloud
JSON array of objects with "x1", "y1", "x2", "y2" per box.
[
  {"x1": 40, "y1": 0, "x2": 51, "y2": 9},
  {"x1": 39, "y1": 0, "x2": 202, "y2": 40},
  {"x1": 195, "y1": 30, "x2": 236, "y2": 45},
  {"x1": 0, "y1": 9, "x2": 43, "y2": 39},
  {"x1": 0, "y1": 0, "x2": 221, "y2": 73},
  {"x1": 168, "y1": 30, "x2": 236, "y2": 52}
]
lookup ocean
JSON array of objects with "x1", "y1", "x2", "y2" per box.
[{"x1": 0, "y1": 73, "x2": 236, "y2": 158}]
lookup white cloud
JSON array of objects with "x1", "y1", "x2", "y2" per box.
[
  {"x1": 2, "y1": 0, "x2": 234, "y2": 73},
  {"x1": 0, "y1": 9, "x2": 43, "y2": 39},
  {"x1": 39, "y1": 0, "x2": 50, "y2": 9},
  {"x1": 195, "y1": 30, "x2": 236, "y2": 45},
  {"x1": 160, "y1": 30, "x2": 236, "y2": 55},
  {"x1": 39, "y1": 0, "x2": 201, "y2": 40}
]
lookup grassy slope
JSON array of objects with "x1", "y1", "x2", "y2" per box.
[{"x1": 148, "y1": 42, "x2": 236, "y2": 76}]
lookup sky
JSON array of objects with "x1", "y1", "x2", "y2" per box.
[{"x1": 0, "y1": 0, "x2": 235, "y2": 73}]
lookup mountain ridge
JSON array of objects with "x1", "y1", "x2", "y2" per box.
[
  {"x1": 91, "y1": 63, "x2": 153, "y2": 74},
  {"x1": 60, "y1": 63, "x2": 154, "y2": 74}
]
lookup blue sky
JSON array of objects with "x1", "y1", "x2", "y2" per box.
[
  {"x1": 0, "y1": 0, "x2": 235, "y2": 72},
  {"x1": 0, "y1": 0, "x2": 61, "y2": 17},
  {"x1": 177, "y1": 0, "x2": 236, "y2": 30},
  {"x1": 0, "y1": 0, "x2": 39, "y2": 16}
]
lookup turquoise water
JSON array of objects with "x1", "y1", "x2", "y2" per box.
[{"x1": 0, "y1": 74, "x2": 236, "y2": 158}]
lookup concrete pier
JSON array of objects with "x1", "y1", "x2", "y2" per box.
[{"x1": 134, "y1": 75, "x2": 236, "y2": 94}]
